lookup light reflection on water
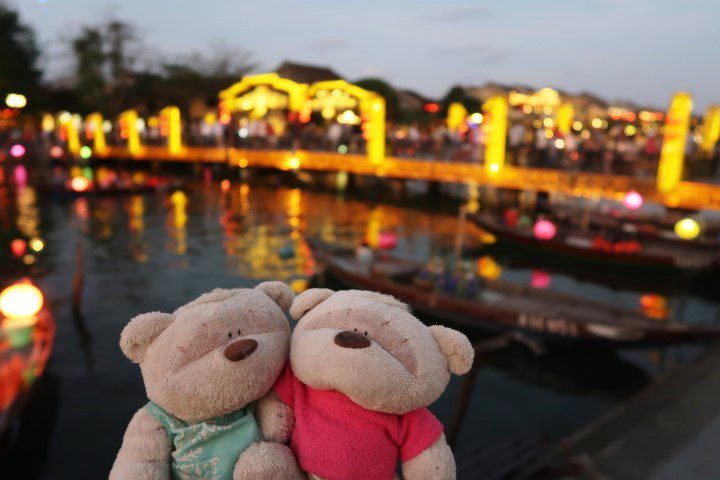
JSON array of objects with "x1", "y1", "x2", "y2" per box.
[{"x1": 0, "y1": 177, "x2": 717, "y2": 479}]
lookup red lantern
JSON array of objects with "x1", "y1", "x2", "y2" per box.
[{"x1": 10, "y1": 239, "x2": 26, "y2": 258}]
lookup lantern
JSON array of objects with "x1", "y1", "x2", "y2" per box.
[
  {"x1": 377, "y1": 231, "x2": 397, "y2": 250},
  {"x1": 71, "y1": 176, "x2": 91, "y2": 192},
  {"x1": 10, "y1": 239, "x2": 26, "y2": 258},
  {"x1": 477, "y1": 256, "x2": 501, "y2": 280},
  {"x1": 623, "y1": 191, "x2": 643, "y2": 210},
  {"x1": 533, "y1": 219, "x2": 557, "y2": 241},
  {"x1": 0, "y1": 282, "x2": 44, "y2": 347},
  {"x1": 10, "y1": 144, "x2": 25, "y2": 158},
  {"x1": 530, "y1": 270, "x2": 551, "y2": 289},
  {"x1": 674, "y1": 218, "x2": 700, "y2": 240}
]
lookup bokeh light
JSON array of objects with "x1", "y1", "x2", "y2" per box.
[
  {"x1": 533, "y1": 219, "x2": 557, "y2": 241},
  {"x1": 674, "y1": 218, "x2": 700, "y2": 240},
  {"x1": 623, "y1": 191, "x2": 644, "y2": 210},
  {"x1": 0, "y1": 282, "x2": 44, "y2": 321}
]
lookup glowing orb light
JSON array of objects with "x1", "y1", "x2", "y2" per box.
[
  {"x1": 623, "y1": 191, "x2": 643, "y2": 210},
  {"x1": 10, "y1": 144, "x2": 26, "y2": 158},
  {"x1": 71, "y1": 176, "x2": 91, "y2": 192},
  {"x1": 477, "y1": 256, "x2": 502, "y2": 280},
  {"x1": 50, "y1": 146, "x2": 64, "y2": 158},
  {"x1": 5, "y1": 93, "x2": 27, "y2": 109},
  {"x1": 377, "y1": 231, "x2": 398, "y2": 250},
  {"x1": 11, "y1": 239, "x2": 26, "y2": 257},
  {"x1": 29, "y1": 238, "x2": 44, "y2": 252},
  {"x1": 221, "y1": 179, "x2": 231, "y2": 192},
  {"x1": 531, "y1": 270, "x2": 551, "y2": 289},
  {"x1": 0, "y1": 282, "x2": 44, "y2": 321},
  {"x1": 533, "y1": 219, "x2": 557, "y2": 241},
  {"x1": 79, "y1": 146, "x2": 92, "y2": 159},
  {"x1": 286, "y1": 156, "x2": 301, "y2": 170},
  {"x1": 674, "y1": 218, "x2": 700, "y2": 240}
]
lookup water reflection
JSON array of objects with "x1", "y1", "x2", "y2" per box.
[{"x1": 0, "y1": 171, "x2": 718, "y2": 477}]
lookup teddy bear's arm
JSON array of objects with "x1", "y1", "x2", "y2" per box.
[
  {"x1": 256, "y1": 390, "x2": 295, "y2": 443},
  {"x1": 109, "y1": 407, "x2": 172, "y2": 480},
  {"x1": 401, "y1": 434, "x2": 456, "y2": 480}
]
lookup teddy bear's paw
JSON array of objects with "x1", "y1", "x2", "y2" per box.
[{"x1": 233, "y1": 442, "x2": 304, "y2": 480}]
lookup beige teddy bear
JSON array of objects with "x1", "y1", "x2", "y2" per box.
[
  {"x1": 109, "y1": 282, "x2": 303, "y2": 480},
  {"x1": 265, "y1": 288, "x2": 474, "y2": 480}
]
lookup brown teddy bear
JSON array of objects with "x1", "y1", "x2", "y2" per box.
[
  {"x1": 265, "y1": 288, "x2": 474, "y2": 480},
  {"x1": 109, "y1": 282, "x2": 303, "y2": 480}
]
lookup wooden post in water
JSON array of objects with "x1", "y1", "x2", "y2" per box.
[{"x1": 454, "y1": 205, "x2": 467, "y2": 258}]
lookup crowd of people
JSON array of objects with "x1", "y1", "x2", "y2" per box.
[{"x1": 96, "y1": 106, "x2": 720, "y2": 180}]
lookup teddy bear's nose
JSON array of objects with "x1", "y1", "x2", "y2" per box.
[
  {"x1": 224, "y1": 339, "x2": 258, "y2": 361},
  {"x1": 334, "y1": 331, "x2": 371, "y2": 349}
]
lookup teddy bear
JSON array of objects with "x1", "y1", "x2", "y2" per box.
[
  {"x1": 109, "y1": 281, "x2": 304, "y2": 480},
  {"x1": 263, "y1": 288, "x2": 474, "y2": 480}
]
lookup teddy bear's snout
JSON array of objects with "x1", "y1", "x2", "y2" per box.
[
  {"x1": 334, "y1": 331, "x2": 371, "y2": 349},
  {"x1": 223, "y1": 339, "x2": 258, "y2": 361}
]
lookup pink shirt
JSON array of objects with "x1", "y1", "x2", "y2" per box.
[{"x1": 273, "y1": 363, "x2": 443, "y2": 480}]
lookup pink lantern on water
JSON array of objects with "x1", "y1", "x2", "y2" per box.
[
  {"x1": 623, "y1": 191, "x2": 643, "y2": 210},
  {"x1": 10, "y1": 144, "x2": 26, "y2": 158},
  {"x1": 533, "y1": 219, "x2": 557, "y2": 241}
]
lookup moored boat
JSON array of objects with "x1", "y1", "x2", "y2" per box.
[
  {"x1": 0, "y1": 284, "x2": 55, "y2": 436},
  {"x1": 307, "y1": 238, "x2": 720, "y2": 347},
  {"x1": 470, "y1": 212, "x2": 720, "y2": 271}
]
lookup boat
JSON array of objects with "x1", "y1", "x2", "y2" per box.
[
  {"x1": 470, "y1": 213, "x2": 720, "y2": 271},
  {"x1": 307, "y1": 238, "x2": 720, "y2": 347},
  {"x1": 0, "y1": 310, "x2": 55, "y2": 435}
]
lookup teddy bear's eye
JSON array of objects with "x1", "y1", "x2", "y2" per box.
[
  {"x1": 353, "y1": 328, "x2": 357, "y2": 332},
  {"x1": 364, "y1": 331, "x2": 368, "y2": 336},
  {"x1": 237, "y1": 330, "x2": 242, "y2": 336},
  {"x1": 228, "y1": 332, "x2": 232, "y2": 338}
]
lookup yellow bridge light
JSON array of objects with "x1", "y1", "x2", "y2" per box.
[
  {"x1": 482, "y1": 96, "x2": 508, "y2": 177},
  {"x1": 160, "y1": 106, "x2": 183, "y2": 155}
]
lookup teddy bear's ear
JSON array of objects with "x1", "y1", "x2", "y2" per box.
[
  {"x1": 255, "y1": 281, "x2": 294, "y2": 311},
  {"x1": 429, "y1": 325, "x2": 474, "y2": 375},
  {"x1": 120, "y1": 312, "x2": 174, "y2": 363},
  {"x1": 290, "y1": 288, "x2": 334, "y2": 320}
]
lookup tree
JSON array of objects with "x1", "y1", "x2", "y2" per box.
[
  {"x1": 72, "y1": 27, "x2": 107, "y2": 112},
  {"x1": 355, "y1": 78, "x2": 399, "y2": 121},
  {"x1": 0, "y1": 2, "x2": 41, "y2": 103},
  {"x1": 441, "y1": 85, "x2": 480, "y2": 116}
]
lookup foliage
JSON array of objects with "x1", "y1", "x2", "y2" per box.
[
  {"x1": 355, "y1": 78, "x2": 399, "y2": 121},
  {"x1": 440, "y1": 86, "x2": 480, "y2": 116},
  {"x1": 0, "y1": 2, "x2": 41, "y2": 104}
]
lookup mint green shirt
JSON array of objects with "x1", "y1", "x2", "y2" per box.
[{"x1": 146, "y1": 401, "x2": 263, "y2": 480}]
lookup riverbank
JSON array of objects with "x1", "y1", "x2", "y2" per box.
[{"x1": 556, "y1": 340, "x2": 720, "y2": 479}]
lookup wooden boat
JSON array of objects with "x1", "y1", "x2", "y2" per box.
[
  {"x1": 307, "y1": 239, "x2": 720, "y2": 347},
  {"x1": 0, "y1": 310, "x2": 55, "y2": 435},
  {"x1": 470, "y1": 213, "x2": 720, "y2": 271},
  {"x1": 552, "y1": 206, "x2": 720, "y2": 250}
]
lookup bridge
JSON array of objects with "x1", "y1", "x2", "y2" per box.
[
  {"x1": 47, "y1": 72, "x2": 720, "y2": 211},
  {"x1": 95, "y1": 145, "x2": 720, "y2": 211}
]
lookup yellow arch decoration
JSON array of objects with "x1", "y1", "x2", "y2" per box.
[
  {"x1": 657, "y1": 92, "x2": 692, "y2": 194},
  {"x1": 307, "y1": 80, "x2": 386, "y2": 165},
  {"x1": 219, "y1": 73, "x2": 308, "y2": 117},
  {"x1": 86, "y1": 112, "x2": 107, "y2": 154},
  {"x1": 160, "y1": 106, "x2": 183, "y2": 154},
  {"x1": 119, "y1": 109, "x2": 142, "y2": 156}
]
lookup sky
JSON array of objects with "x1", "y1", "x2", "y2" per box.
[{"x1": 10, "y1": 0, "x2": 720, "y2": 111}]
